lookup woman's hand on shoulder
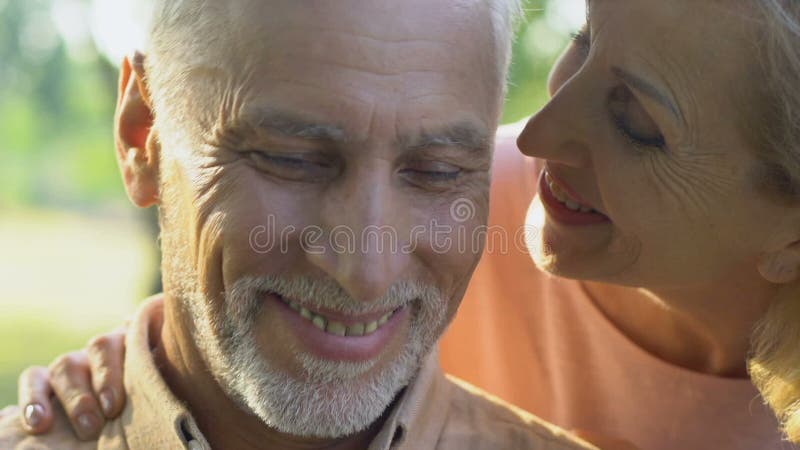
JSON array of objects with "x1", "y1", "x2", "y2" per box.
[{"x1": 17, "y1": 325, "x2": 128, "y2": 440}]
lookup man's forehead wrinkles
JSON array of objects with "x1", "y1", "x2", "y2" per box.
[
  {"x1": 264, "y1": 65, "x2": 458, "y2": 104},
  {"x1": 302, "y1": 60, "x2": 454, "y2": 81},
  {"x1": 306, "y1": 26, "x2": 457, "y2": 46},
  {"x1": 279, "y1": 35, "x2": 458, "y2": 78}
]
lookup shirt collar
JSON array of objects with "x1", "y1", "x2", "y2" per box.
[
  {"x1": 121, "y1": 295, "x2": 210, "y2": 450},
  {"x1": 121, "y1": 296, "x2": 452, "y2": 450},
  {"x1": 368, "y1": 347, "x2": 452, "y2": 450}
]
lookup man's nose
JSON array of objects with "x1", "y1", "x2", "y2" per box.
[
  {"x1": 306, "y1": 177, "x2": 412, "y2": 304},
  {"x1": 516, "y1": 77, "x2": 593, "y2": 169}
]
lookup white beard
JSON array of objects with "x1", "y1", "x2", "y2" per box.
[{"x1": 184, "y1": 275, "x2": 447, "y2": 438}]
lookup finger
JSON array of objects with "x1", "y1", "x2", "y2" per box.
[
  {"x1": 573, "y1": 430, "x2": 641, "y2": 450},
  {"x1": 17, "y1": 366, "x2": 54, "y2": 434},
  {"x1": 86, "y1": 331, "x2": 127, "y2": 419},
  {"x1": 48, "y1": 352, "x2": 104, "y2": 441}
]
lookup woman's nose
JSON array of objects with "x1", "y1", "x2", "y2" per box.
[{"x1": 516, "y1": 80, "x2": 593, "y2": 169}]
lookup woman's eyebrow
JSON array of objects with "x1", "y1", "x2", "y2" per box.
[{"x1": 612, "y1": 66, "x2": 685, "y2": 126}]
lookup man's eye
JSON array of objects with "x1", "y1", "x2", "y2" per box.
[
  {"x1": 400, "y1": 163, "x2": 463, "y2": 186},
  {"x1": 410, "y1": 170, "x2": 461, "y2": 181},
  {"x1": 264, "y1": 155, "x2": 317, "y2": 168},
  {"x1": 248, "y1": 151, "x2": 334, "y2": 180}
]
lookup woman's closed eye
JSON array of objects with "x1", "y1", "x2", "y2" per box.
[
  {"x1": 571, "y1": 24, "x2": 666, "y2": 151},
  {"x1": 608, "y1": 85, "x2": 667, "y2": 151}
]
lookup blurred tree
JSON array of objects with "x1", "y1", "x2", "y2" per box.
[
  {"x1": 503, "y1": 0, "x2": 578, "y2": 123},
  {"x1": 0, "y1": 0, "x2": 120, "y2": 208}
]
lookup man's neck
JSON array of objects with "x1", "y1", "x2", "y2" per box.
[
  {"x1": 582, "y1": 270, "x2": 777, "y2": 377},
  {"x1": 153, "y1": 296, "x2": 384, "y2": 450}
]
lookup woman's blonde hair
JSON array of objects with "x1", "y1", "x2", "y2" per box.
[{"x1": 748, "y1": 0, "x2": 800, "y2": 444}]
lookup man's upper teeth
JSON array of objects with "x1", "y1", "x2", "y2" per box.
[{"x1": 285, "y1": 299, "x2": 395, "y2": 337}]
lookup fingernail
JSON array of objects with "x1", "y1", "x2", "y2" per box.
[
  {"x1": 100, "y1": 389, "x2": 115, "y2": 416},
  {"x1": 24, "y1": 403, "x2": 44, "y2": 428},
  {"x1": 77, "y1": 413, "x2": 100, "y2": 436}
]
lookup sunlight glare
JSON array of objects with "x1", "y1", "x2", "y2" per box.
[
  {"x1": 89, "y1": 0, "x2": 152, "y2": 64},
  {"x1": 546, "y1": 0, "x2": 586, "y2": 33}
]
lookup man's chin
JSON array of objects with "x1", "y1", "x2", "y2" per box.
[
  {"x1": 224, "y1": 324, "x2": 430, "y2": 438},
  {"x1": 232, "y1": 344, "x2": 420, "y2": 438},
  {"x1": 205, "y1": 275, "x2": 447, "y2": 438}
]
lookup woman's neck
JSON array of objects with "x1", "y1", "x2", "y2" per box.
[{"x1": 581, "y1": 272, "x2": 778, "y2": 377}]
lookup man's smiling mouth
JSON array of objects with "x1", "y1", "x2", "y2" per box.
[{"x1": 275, "y1": 294, "x2": 401, "y2": 337}]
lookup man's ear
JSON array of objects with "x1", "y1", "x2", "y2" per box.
[
  {"x1": 758, "y1": 240, "x2": 800, "y2": 284},
  {"x1": 115, "y1": 51, "x2": 160, "y2": 208}
]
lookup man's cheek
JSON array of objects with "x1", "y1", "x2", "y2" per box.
[{"x1": 195, "y1": 210, "x2": 227, "y2": 300}]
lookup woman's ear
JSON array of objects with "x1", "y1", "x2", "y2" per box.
[
  {"x1": 115, "y1": 51, "x2": 160, "y2": 208},
  {"x1": 758, "y1": 240, "x2": 800, "y2": 284}
]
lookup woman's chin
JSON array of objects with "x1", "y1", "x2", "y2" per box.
[{"x1": 530, "y1": 220, "x2": 640, "y2": 283}]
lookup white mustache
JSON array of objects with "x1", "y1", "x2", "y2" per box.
[{"x1": 228, "y1": 275, "x2": 443, "y2": 317}]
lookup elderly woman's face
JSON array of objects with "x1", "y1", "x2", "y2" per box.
[{"x1": 518, "y1": 0, "x2": 794, "y2": 288}]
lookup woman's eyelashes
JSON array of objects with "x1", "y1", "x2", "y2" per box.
[
  {"x1": 612, "y1": 115, "x2": 667, "y2": 150},
  {"x1": 570, "y1": 25, "x2": 591, "y2": 54},
  {"x1": 609, "y1": 86, "x2": 667, "y2": 150}
]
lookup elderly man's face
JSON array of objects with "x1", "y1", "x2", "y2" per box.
[{"x1": 138, "y1": 0, "x2": 502, "y2": 439}]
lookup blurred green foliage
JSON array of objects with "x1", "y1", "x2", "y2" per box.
[
  {"x1": 503, "y1": 3, "x2": 572, "y2": 123},
  {"x1": 0, "y1": 0, "x2": 122, "y2": 208}
]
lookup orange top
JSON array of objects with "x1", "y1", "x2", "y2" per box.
[{"x1": 440, "y1": 126, "x2": 787, "y2": 450}]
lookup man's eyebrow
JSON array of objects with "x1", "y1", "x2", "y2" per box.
[
  {"x1": 237, "y1": 109, "x2": 347, "y2": 142},
  {"x1": 401, "y1": 122, "x2": 491, "y2": 153},
  {"x1": 611, "y1": 66, "x2": 685, "y2": 125}
]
